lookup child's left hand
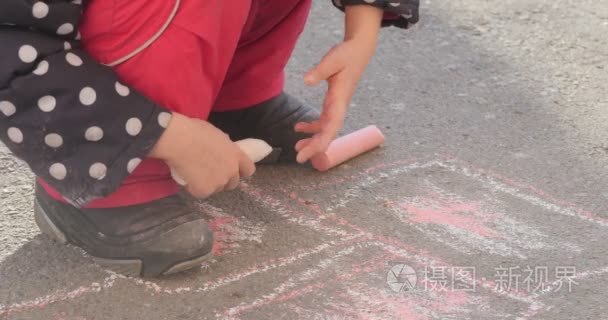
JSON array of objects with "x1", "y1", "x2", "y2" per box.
[{"x1": 294, "y1": 5, "x2": 383, "y2": 164}]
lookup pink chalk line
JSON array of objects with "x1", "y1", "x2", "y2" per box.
[
  {"x1": 323, "y1": 160, "x2": 447, "y2": 212},
  {"x1": 396, "y1": 196, "x2": 498, "y2": 238},
  {"x1": 239, "y1": 182, "x2": 356, "y2": 238},
  {"x1": 221, "y1": 246, "x2": 395, "y2": 319},
  {"x1": 299, "y1": 157, "x2": 421, "y2": 191},
  {"x1": 317, "y1": 158, "x2": 605, "y2": 228},
  {"x1": 268, "y1": 182, "x2": 545, "y2": 308},
  {"x1": 241, "y1": 158, "x2": 592, "y2": 317},
  {"x1": 270, "y1": 181, "x2": 538, "y2": 304},
  {"x1": 304, "y1": 154, "x2": 605, "y2": 230},
  {"x1": 381, "y1": 196, "x2": 531, "y2": 259},
  {"x1": 381, "y1": 242, "x2": 543, "y2": 319},
  {"x1": 270, "y1": 184, "x2": 454, "y2": 268},
  {"x1": 289, "y1": 190, "x2": 558, "y2": 308},
  {"x1": 127, "y1": 234, "x2": 363, "y2": 295},
  {"x1": 222, "y1": 243, "x2": 490, "y2": 320},
  {"x1": 0, "y1": 273, "x2": 119, "y2": 317},
  {"x1": 215, "y1": 182, "x2": 534, "y2": 320},
  {"x1": 1, "y1": 235, "x2": 361, "y2": 316},
  {"x1": 437, "y1": 157, "x2": 608, "y2": 227},
  {"x1": 199, "y1": 203, "x2": 266, "y2": 256},
  {"x1": 372, "y1": 240, "x2": 539, "y2": 309},
  {"x1": 380, "y1": 180, "x2": 579, "y2": 259}
]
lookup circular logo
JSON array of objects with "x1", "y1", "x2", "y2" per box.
[{"x1": 386, "y1": 264, "x2": 417, "y2": 293}]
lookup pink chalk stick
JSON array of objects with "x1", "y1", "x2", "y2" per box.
[{"x1": 311, "y1": 125, "x2": 385, "y2": 172}]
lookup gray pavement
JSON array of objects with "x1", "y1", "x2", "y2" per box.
[{"x1": 1, "y1": 0, "x2": 607, "y2": 319}]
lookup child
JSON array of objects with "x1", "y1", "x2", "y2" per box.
[{"x1": 0, "y1": 0, "x2": 418, "y2": 277}]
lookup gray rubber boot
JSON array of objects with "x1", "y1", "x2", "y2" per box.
[
  {"x1": 209, "y1": 92, "x2": 321, "y2": 163},
  {"x1": 34, "y1": 183, "x2": 213, "y2": 277}
]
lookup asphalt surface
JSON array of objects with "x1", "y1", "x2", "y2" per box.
[{"x1": 1, "y1": 0, "x2": 607, "y2": 319}]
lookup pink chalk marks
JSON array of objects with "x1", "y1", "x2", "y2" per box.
[
  {"x1": 222, "y1": 247, "x2": 479, "y2": 320},
  {"x1": 208, "y1": 215, "x2": 237, "y2": 255},
  {"x1": 198, "y1": 203, "x2": 266, "y2": 256},
  {"x1": 5, "y1": 157, "x2": 605, "y2": 320},
  {"x1": 398, "y1": 191, "x2": 499, "y2": 238}
]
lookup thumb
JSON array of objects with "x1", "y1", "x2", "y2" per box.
[{"x1": 238, "y1": 150, "x2": 256, "y2": 178}]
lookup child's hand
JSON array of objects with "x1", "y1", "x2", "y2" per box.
[
  {"x1": 149, "y1": 113, "x2": 255, "y2": 198},
  {"x1": 294, "y1": 5, "x2": 383, "y2": 164}
]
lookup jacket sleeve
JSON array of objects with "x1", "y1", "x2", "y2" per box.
[
  {"x1": 331, "y1": 0, "x2": 420, "y2": 29},
  {"x1": 0, "y1": 0, "x2": 170, "y2": 207}
]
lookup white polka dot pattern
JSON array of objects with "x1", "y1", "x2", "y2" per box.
[
  {"x1": 158, "y1": 112, "x2": 172, "y2": 128},
  {"x1": 33, "y1": 60, "x2": 49, "y2": 75},
  {"x1": 7, "y1": 127, "x2": 23, "y2": 143},
  {"x1": 79, "y1": 87, "x2": 97, "y2": 106},
  {"x1": 18, "y1": 45, "x2": 37, "y2": 63},
  {"x1": 45, "y1": 133, "x2": 63, "y2": 148},
  {"x1": 85, "y1": 126, "x2": 104, "y2": 142},
  {"x1": 89, "y1": 162, "x2": 107, "y2": 180},
  {"x1": 66, "y1": 52, "x2": 83, "y2": 66},
  {"x1": 32, "y1": 2, "x2": 49, "y2": 19},
  {"x1": 126, "y1": 118, "x2": 143, "y2": 136},
  {"x1": 57, "y1": 23, "x2": 74, "y2": 35},
  {"x1": 0, "y1": 101, "x2": 16, "y2": 117},
  {"x1": 115, "y1": 82, "x2": 130, "y2": 97},
  {"x1": 38, "y1": 95, "x2": 56, "y2": 112},
  {"x1": 127, "y1": 158, "x2": 142, "y2": 173},
  {"x1": 49, "y1": 163, "x2": 67, "y2": 180}
]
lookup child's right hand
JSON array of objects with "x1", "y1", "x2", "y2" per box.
[
  {"x1": 295, "y1": 5, "x2": 383, "y2": 164},
  {"x1": 149, "y1": 113, "x2": 256, "y2": 199}
]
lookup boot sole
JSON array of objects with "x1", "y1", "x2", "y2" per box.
[{"x1": 34, "y1": 200, "x2": 211, "y2": 277}]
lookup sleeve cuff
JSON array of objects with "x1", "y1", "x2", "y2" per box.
[
  {"x1": 67, "y1": 106, "x2": 170, "y2": 207},
  {"x1": 332, "y1": 0, "x2": 420, "y2": 29}
]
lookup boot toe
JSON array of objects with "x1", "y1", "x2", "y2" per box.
[{"x1": 124, "y1": 218, "x2": 214, "y2": 277}]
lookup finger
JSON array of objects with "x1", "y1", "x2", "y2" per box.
[
  {"x1": 315, "y1": 102, "x2": 346, "y2": 138},
  {"x1": 225, "y1": 175, "x2": 240, "y2": 191},
  {"x1": 170, "y1": 167, "x2": 188, "y2": 186},
  {"x1": 296, "y1": 142, "x2": 324, "y2": 164},
  {"x1": 212, "y1": 184, "x2": 225, "y2": 196},
  {"x1": 185, "y1": 183, "x2": 213, "y2": 199},
  {"x1": 305, "y1": 49, "x2": 343, "y2": 86},
  {"x1": 323, "y1": 79, "x2": 351, "y2": 122},
  {"x1": 296, "y1": 134, "x2": 333, "y2": 164},
  {"x1": 295, "y1": 138, "x2": 312, "y2": 152},
  {"x1": 294, "y1": 120, "x2": 323, "y2": 134},
  {"x1": 238, "y1": 151, "x2": 256, "y2": 178}
]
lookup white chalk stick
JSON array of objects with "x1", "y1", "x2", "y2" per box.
[
  {"x1": 235, "y1": 138, "x2": 274, "y2": 163},
  {"x1": 171, "y1": 138, "x2": 272, "y2": 186}
]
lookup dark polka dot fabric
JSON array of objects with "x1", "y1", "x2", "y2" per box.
[
  {"x1": 0, "y1": 0, "x2": 419, "y2": 207},
  {"x1": 1, "y1": 0, "x2": 169, "y2": 206},
  {"x1": 332, "y1": 0, "x2": 420, "y2": 29}
]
